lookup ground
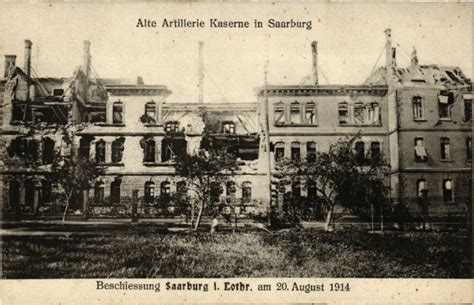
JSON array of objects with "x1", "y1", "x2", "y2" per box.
[{"x1": 1, "y1": 223, "x2": 471, "y2": 278}]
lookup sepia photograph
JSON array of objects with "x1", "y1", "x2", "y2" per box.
[{"x1": 0, "y1": 2, "x2": 472, "y2": 284}]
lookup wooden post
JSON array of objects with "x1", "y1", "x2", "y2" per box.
[
  {"x1": 132, "y1": 189, "x2": 138, "y2": 223},
  {"x1": 83, "y1": 189, "x2": 89, "y2": 220}
]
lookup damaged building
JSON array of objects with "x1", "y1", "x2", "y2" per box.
[{"x1": 0, "y1": 29, "x2": 472, "y2": 223}]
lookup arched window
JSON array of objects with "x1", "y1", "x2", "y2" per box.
[
  {"x1": 222, "y1": 121, "x2": 235, "y2": 134},
  {"x1": 79, "y1": 136, "x2": 93, "y2": 161},
  {"x1": 112, "y1": 101, "x2": 123, "y2": 124},
  {"x1": 25, "y1": 180, "x2": 35, "y2": 210},
  {"x1": 355, "y1": 141, "x2": 365, "y2": 165},
  {"x1": 110, "y1": 179, "x2": 121, "y2": 204},
  {"x1": 354, "y1": 102, "x2": 364, "y2": 124},
  {"x1": 94, "y1": 181, "x2": 105, "y2": 204},
  {"x1": 307, "y1": 142, "x2": 316, "y2": 163},
  {"x1": 95, "y1": 140, "x2": 106, "y2": 163},
  {"x1": 305, "y1": 102, "x2": 317, "y2": 125},
  {"x1": 41, "y1": 180, "x2": 52, "y2": 204},
  {"x1": 274, "y1": 102, "x2": 285, "y2": 125},
  {"x1": 413, "y1": 96, "x2": 423, "y2": 120},
  {"x1": 274, "y1": 142, "x2": 285, "y2": 161},
  {"x1": 165, "y1": 121, "x2": 179, "y2": 133},
  {"x1": 144, "y1": 181, "x2": 155, "y2": 204},
  {"x1": 370, "y1": 142, "x2": 381, "y2": 162},
  {"x1": 242, "y1": 181, "x2": 252, "y2": 203},
  {"x1": 160, "y1": 181, "x2": 171, "y2": 198},
  {"x1": 226, "y1": 181, "x2": 236, "y2": 202},
  {"x1": 144, "y1": 138, "x2": 156, "y2": 162},
  {"x1": 144, "y1": 101, "x2": 156, "y2": 123},
  {"x1": 338, "y1": 102, "x2": 349, "y2": 125},
  {"x1": 291, "y1": 142, "x2": 300, "y2": 162},
  {"x1": 290, "y1": 102, "x2": 301, "y2": 124},
  {"x1": 42, "y1": 137, "x2": 55, "y2": 164},
  {"x1": 370, "y1": 102, "x2": 380, "y2": 124},
  {"x1": 292, "y1": 179, "x2": 301, "y2": 197},
  {"x1": 416, "y1": 179, "x2": 427, "y2": 198},
  {"x1": 442, "y1": 179, "x2": 454, "y2": 203},
  {"x1": 307, "y1": 180, "x2": 317, "y2": 201},
  {"x1": 111, "y1": 138, "x2": 124, "y2": 163}
]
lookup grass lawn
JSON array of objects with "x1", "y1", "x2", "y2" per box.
[{"x1": 1, "y1": 225, "x2": 471, "y2": 278}]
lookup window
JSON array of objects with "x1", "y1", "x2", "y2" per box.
[
  {"x1": 177, "y1": 181, "x2": 187, "y2": 199},
  {"x1": 442, "y1": 179, "x2": 454, "y2": 203},
  {"x1": 8, "y1": 180, "x2": 20, "y2": 208},
  {"x1": 307, "y1": 181, "x2": 317, "y2": 201},
  {"x1": 307, "y1": 142, "x2": 316, "y2": 163},
  {"x1": 162, "y1": 138, "x2": 187, "y2": 162},
  {"x1": 466, "y1": 138, "x2": 472, "y2": 161},
  {"x1": 222, "y1": 122, "x2": 235, "y2": 134},
  {"x1": 354, "y1": 141, "x2": 365, "y2": 165},
  {"x1": 226, "y1": 181, "x2": 236, "y2": 200},
  {"x1": 143, "y1": 138, "x2": 156, "y2": 163},
  {"x1": 274, "y1": 142, "x2": 285, "y2": 162},
  {"x1": 438, "y1": 92, "x2": 454, "y2": 119},
  {"x1": 160, "y1": 181, "x2": 171, "y2": 198},
  {"x1": 290, "y1": 102, "x2": 301, "y2": 124},
  {"x1": 165, "y1": 121, "x2": 179, "y2": 133},
  {"x1": 94, "y1": 181, "x2": 105, "y2": 204},
  {"x1": 42, "y1": 137, "x2": 55, "y2": 164},
  {"x1": 338, "y1": 102, "x2": 349, "y2": 125},
  {"x1": 95, "y1": 140, "x2": 106, "y2": 163},
  {"x1": 274, "y1": 102, "x2": 285, "y2": 125},
  {"x1": 144, "y1": 181, "x2": 155, "y2": 204},
  {"x1": 440, "y1": 138, "x2": 450, "y2": 160},
  {"x1": 144, "y1": 102, "x2": 156, "y2": 123},
  {"x1": 416, "y1": 179, "x2": 427, "y2": 198},
  {"x1": 369, "y1": 102, "x2": 381, "y2": 124},
  {"x1": 414, "y1": 138, "x2": 427, "y2": 162},
  {"x1": 465, "y1": 99, "x2": 472, "y2": 121},
  {"x1": 210, "y1": 182, "x2": 221, "y2": 204},
  {"x1": 242, "y1": 182, "x2": 252, "y2": 203},
  {"x1": 112, "y1": 102, "x2": 123, "y2": 124},
  {"x1": 354, "y1": 102, "x2": 364, "y2": 124},
  {"x1": 291, "y1": 142, "x2": 300, "y2": 162},
  {"x1": 79, "y1": 137, "x2": 92, "y2": 161},
  {"x1": 305, "y1": 102, "x2": 317, "y2": 125},
  {"x1": 53, "y1": 88, "x2": 64, "y2": 97},
  {"x1": 370, "y1": 142, "x2": 381, "y2": 162},
  {"x1": 292, "y1": 180, "x2": 301, "y2": 197},
  {"x1": 412, "y1": 96, "x2": 424, "y2": 120},
  {"x1": 111, "y1": 138, "x2": 124, "y2": 163},
  {"x1": 110, "y1": 179, "x2": 121, "y2": 204}
]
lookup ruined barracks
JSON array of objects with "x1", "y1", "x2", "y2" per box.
[{"x1": 0, "y1": 29, "x2": 472, "y2": 220}]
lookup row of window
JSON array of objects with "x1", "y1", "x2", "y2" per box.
[
  {"x1": 414, "y1": 137, "x2": 472, "y2": 162},
  {"x1": 273, "y1": 141, "x2": 381, "y2": 164},
  {"x1": 7, "y1": 137, "x2": 55, "y2": 164},
  {"x1": 416, "y1": 179, "x2": 457, "y2": 204},
  {"x1": 412, "y1": 95, "x2": 472, "y2": 121},
  {"x1": 93, "y1": 180, "x2": 253, "y2": 204}
]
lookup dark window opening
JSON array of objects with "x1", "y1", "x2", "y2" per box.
[
  {"x1": 412, "y1": 96, "x2": 424, "y2": 119},
  {"x1": 79, "y1": 136, "x2": 93, "y2": 161},
  {"x1": 95, "y1": 140, "x2": 106, "y2": 163},
  {"x1": 292, "y1": 180, "x2": 301, "y2": 198},
  {"x1": 370, "y1": 141, "x2": 381, "y2": 163},
  {"x1": 160, "y1": 181, "x2": 171, "y2": 204},
  {"x1": 438, "y1": 92, "x2": 454, "y2": 119},
  {"x1": 274, "y1": 142, "x2": 285, "y2": 162},
  {"x1": 242, "y1": 182, "x2": 252, "y2": 203},
  {"x1": 305, "y1": 102, "x2": 317, "y2": 125},
  {"x1": 440, "y1": 137, "x2": 450, "y2": 160},
  {"x1": 464, "y1": 100, "x2": 472, "y2": 122},
  {"x1": 9, "y1": 180, "x2": 20, "y2": 208},
  {"x1": 307, "y1": 142, "x2": 316, "y2": 163},
  {"x1": 111, "y1": 138, "x2": 125, "y2": 163},
  {"x1": 53, "y1": 89, "x2": 64, "y2": 97},
  {"x1": 143, "y1": 139, "x2": 156, "y2": 163},
  {"x1": 110, "y1": 179, "x2": 121, "y2": 204},
  {"x1": 11, "y1": 104, "x2": 33, "y2": 123},
  {"x1": 226, "y1": 181, "x2": 236, "y2": 203},
  {"x1": 338, "y1": 102, "x2": 349, "y2": 125},
  {"x1": 274, "y1": 102, "x2": 285, "y2": 125},
  {"x1": 25, "y1": 180, "x2": 35, "y2": 209},
  {"x1": 42, "y1": 137, "x2": 55, "y2": 164},
  {"x1": 210, "y1": 182, "x2": 222, "y2": 204},
  {"x1": 467, "y1": 138, "x2": 472, "y2": 161},
  {"x1": 112, "y1": 102, "x2": 123, "y2": 124},
  {"x1": 291, "y1": 142, "x2": 300, "y2": 162},
  {"x1": 307, "y1": 181, "x2": 317, "y2": 201},
  {"x1": 144, "y1": 181, "x2": 155, "y2": 204},
  {"x1": 222, "y1": 122, "x2": 235, "y2": 134},
  {"x1": 41, "y1": 181, "x2": 52, "y2": 204},
  {"x1": 94, "y1": 182, "x2": 105, "y2": 204},
  {"x1": 162, "y1": 138, "x2": 187, "y2": 162},
  {"x1": 442, "y1": 179, "x2": 453, "y2": 203},
  {"x1": 355, "y1": 141, "x2": 365, "y2": 165},
  {"x1": 290, "y1": 102, "x2": 301, "y2": 124}
]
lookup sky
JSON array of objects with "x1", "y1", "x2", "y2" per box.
[{"x1": 0, "y1": 3, "x2": 472, "y2": 104}]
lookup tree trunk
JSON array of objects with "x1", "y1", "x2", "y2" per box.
[
  {"x1": 324, "y1": 207, "x2": 334, "y2": 231},
  {"x1": 62, "y1": 191, "x2": 73, "y2": 224},
  {"x1": 194, "y1": 201, "x2": 204, "y2": 231}
]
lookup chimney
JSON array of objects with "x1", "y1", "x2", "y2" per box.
[
  {"x1": 24, "y1": 39, "x2": 32, "y2": 78},
  {"x1": 4, "y1": 55, "x2": 16, "y2": 78},
  {"x1": 311, "y1": 41, "x2": 318, "y2": 85},
  {"x1": 384, "y1": 29, "x2": 392, "y2": 69},
  {"x1": 83, "y1": 40, "x2": 91, "y2": 80},
  {"x1": 198, "y1": 41, "x2": 204, "y2": 104}
]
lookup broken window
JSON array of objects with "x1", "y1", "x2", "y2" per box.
[
  {"x1": 94, "y1": 181, "x2": 105, "y2": 204},
  {"x1": 160, "y1": 181, "x2": 171, "y2": 200},
  {"x1": 210, "y1": 182, "x2": 221, "y2": 204},
  {"x1": 42, "y1": 137, "x2": 55, "y2": 164},
  {"x1": 464, "y1": 99, "x2": 472, "y2": 122},
  {"x1": 440, "y1": 137, "x2": 450, "y2": 160},
  {"x1": 291, "y1": 142, "x2": 300, "y2": 162},
  {"x1": 467, "y1": 138, "x2": 472, "y2": 161},
  {"x1": 370, "y1": 141, "x2": 381, "y2": 163},
  {"x1": 305, "y1": 102, "x2": 317, "y2": 125},
  {"x1": 143, "y1": 138, "x2": 156, "y2": 163},
  {"x1": 79, "y1": 136, "x2": 93, "y2": 161},
  {"x1": 412, "y1": 96, "x2": 424, "y2": 120},
  {"x1": 369, "y1": 102, "x2": 380, "y2": 124},
  {"x1": 110, "y1": 179, "x2": 121, "y2": 204},
  {"x1": 442, "y1": 179, "x2": 454, "y2": 203},
  {"x1": 8, "y1": 180, "x2": 20, "y2": 208},
  {"x1": 53, "y1": 88, "x2": 64, "y2": 97},
  {"x1": 112, "y1": 102, "x2": 123, "y2": 124},
  {"x1": 95, "y1": 140, "x2": 106, "y2": 163},
  {"x1": 274, "y1": 142, "x2": 285, "y2": 161},
  {"x1": 354, "y1": 102, "x2": 364, "y2": 125},
  {"x1": 307, "y1": 142, "x2": 316, "y2": 163},
  {"x1": 11, "y1": 104, "x2": 33, "y2": 123},
  {"x1": 177, "y1": 181, "x2": 187, "y2": 200},
  {"x1": 144, "y1": 101, "x2": 157, "y2": 123},
  {"x1": 226, "y1": 181, "x2": 236, "y2": 202},
  {"x1": 111, "y1": 138, "x2": 124, "y2": 163},
  {"x1": 354, "y1": 141, "x2": 365, "y2": 165},
  {"x1": 165, "y1": 121, "x2": 180, "y2": 133},
  {"x1": 144, "y1": 181, "x2": 155, "y2": 204},
  {"x1": 414, "y1": 137, "x2": 427, "y2": 162},
  {"x1": 242, "y1": 181, "x2": 252, "y2": 203},
  {"x1": 222, "y1": 121, "x2": 235, "y2": 134},
  {"x1": 338, "y1": 102, "x2": 349, "y2": 125},
  {"x1": 274, "y1": 102, "x2": 285, "y2": 125},
  {"x1": 438, "y1": 92, "x2": 454, "y2": 119},
  {"x1": 7, "y1": 137, "x2": 27, "y2": 158},
  {"x1": 161, "y1": 138, "x2": 186, "y2": 162},
  {"x1": 290, "y1": 102, "x2": 301, "y2": 124},
  {"x1": 416, "y1": 179, "x2": 427, "y2": 198}
]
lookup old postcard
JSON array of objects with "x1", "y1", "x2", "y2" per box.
[{"x1": 0, "y1": 2, "x2": 472, "y2": 304}]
